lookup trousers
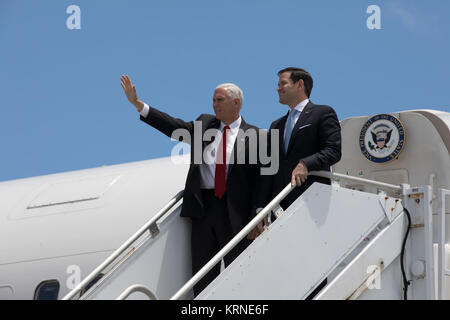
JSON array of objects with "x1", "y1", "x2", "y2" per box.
[{"x1": 191, "y1": 189, "x2": 251, "y2": 296}]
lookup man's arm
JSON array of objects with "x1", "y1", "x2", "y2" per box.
[
  {"x1": 300, "y1": 107, "x2": 342, "y2": 171},
  {"x1": 291, "y1": 106, "x2": 342, "y2": 186},
  {"x1": 120, "y1": 74, "x2": 195, "y2": 140}
]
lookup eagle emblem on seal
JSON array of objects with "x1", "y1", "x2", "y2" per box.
[
  {"x1": 359, "y1": 114, "x2": 406, "y2": 163},
  {"x1": 369, "y1": 124, "x2": 393, "y2": 151}
]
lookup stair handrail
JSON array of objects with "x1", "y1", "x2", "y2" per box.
[
  {"x1": 170, "y1": 171, "x2": 404, "y2": 299},
  {"x1": 62, "y1": 190, "x2": 184, "y2": 300},
  {"x1": 310, "y1": 171, "x2": 402, "y2": 192},
  {"x1": 116, "y1": 284, "x2": 158, "y2": 300},
  {"x1": 170, "y1": 182, "x2": 295, "y2": 300}
]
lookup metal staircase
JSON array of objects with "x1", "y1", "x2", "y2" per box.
[{"x1": 63, "y1": 172, "x2": 449, "y2": 300}]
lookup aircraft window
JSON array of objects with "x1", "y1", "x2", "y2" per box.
[
  {"x1": 80, "y1": 273, "x2": 104, "y2": 297},
  {"x1": 34, "y1": 280, "x2": 60, "y2": 300}
]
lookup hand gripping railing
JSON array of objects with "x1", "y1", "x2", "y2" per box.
[
  {"x1": 170, "y1": 171, "x2": 403, "y2": 300},
  {"x1": 62, "y1": 190, "x2": 184, "y2": 300}
]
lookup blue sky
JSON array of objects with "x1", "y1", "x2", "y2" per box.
[{"x1": 0, "y1": 0, "x2": 449, "y2": 182}]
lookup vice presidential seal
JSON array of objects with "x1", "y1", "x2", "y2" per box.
[{"x1": 359, "y1": 114, "x2": 406, "y2": 163}]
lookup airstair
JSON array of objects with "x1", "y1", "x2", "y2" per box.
[
  {"x1": 62, "y1": 171, "x2": 450, "y2": 300},
  {"x1": 63, "y1": 108, "x2": 450, "y2": 301}
]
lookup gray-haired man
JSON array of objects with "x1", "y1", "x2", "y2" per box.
[{"x1": 121, "y1": 76, "x2": 262, "y2": 296}]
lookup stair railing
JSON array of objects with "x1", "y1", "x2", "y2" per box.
[
  {"x1": 170, "y1": 171, "x2": 403, "y2": 300},
  {"x1": 62, "y1": 190, "x2": 184, "y2": 300}
]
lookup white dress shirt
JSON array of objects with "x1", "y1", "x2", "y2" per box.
[
  {"x1": 283, "y1": 98, "x2": 309, "y2": 142},
  {"x1": 140, "y1": 103, "x2": 151, "y2": 118},
  {"x1": 141, "y1": 103, "x2": 242, "y2": 189}
]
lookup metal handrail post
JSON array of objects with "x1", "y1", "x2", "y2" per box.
[
  {"x1": 438, "y1": 189, "x2": 450, "y2": 300},
  {"x1": 423, "y1": 186, "x2": 436, "y2": 299}
]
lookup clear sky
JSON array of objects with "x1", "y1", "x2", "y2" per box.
[{"x1": 1, "y1": 0, "x2": 449, "y2": 182}]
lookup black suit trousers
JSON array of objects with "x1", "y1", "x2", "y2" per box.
[{"x1": 191, "y1": 189, "x2": 251, "y2": 296}]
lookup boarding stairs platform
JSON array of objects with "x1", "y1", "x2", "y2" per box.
[{"x1": 62, "y1": 171, "x2": 450, "y2": 300}]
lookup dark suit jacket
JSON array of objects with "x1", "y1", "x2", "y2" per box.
[
  {"x1": 140, "y1": 106, "x2": 262, "y2": 234},
  {"x1": 257, "y1": 101, "x2": 342, "y2": 209}
]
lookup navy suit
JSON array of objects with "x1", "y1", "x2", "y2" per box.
[{"x1": 258, "y1": 101, "x2": 342, "y2": 210}]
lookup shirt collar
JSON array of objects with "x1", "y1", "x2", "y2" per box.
[
  {"x1": 292, "y1": 98, "x2": 309, "y2": 114},
  {"x1": 220, "y1": 116, "x2": 241, "y2": 131}
]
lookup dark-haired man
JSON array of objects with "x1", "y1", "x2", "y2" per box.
[{"x1": 250, "y1": 67, "x2": 342, "y2": 298}]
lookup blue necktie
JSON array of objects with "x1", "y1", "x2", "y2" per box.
[{"x1": 284, "y1": 109, "x2": 298, "y2": 153}]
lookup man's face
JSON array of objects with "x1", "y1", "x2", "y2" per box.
[
  {"x1": 277, "y1": 72, "x2": 302, "y2": 105},
  {"x1": 213, "y1": 88, "x2": 239, "y2": 123}
]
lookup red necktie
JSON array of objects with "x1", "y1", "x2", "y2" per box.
[{"x1": 215, "y1": 125, "x2": 229, "y2": 199}]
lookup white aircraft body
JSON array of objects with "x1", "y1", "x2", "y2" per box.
[
  {"x1": 0, "y1": 156, "x2": 189, "y2": 299},
  {"x1": 0, "y1": 109, "x2": 449, "y2": 300}
]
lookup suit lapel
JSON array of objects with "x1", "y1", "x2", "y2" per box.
[
  {"x1": 278, "y1": 112, "x2": 289, "y2": 157},
  {"x1": 286, "y1": 101, "x2": 314, "y2": 154}
]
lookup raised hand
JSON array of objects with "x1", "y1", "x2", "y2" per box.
[{"x1": 120, "y1": 75, "x2": 143, "y2": 112}]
